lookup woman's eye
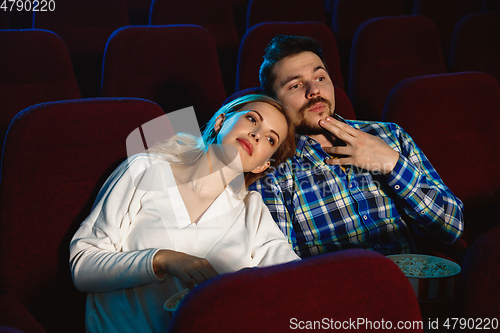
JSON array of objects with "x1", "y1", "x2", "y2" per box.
[
  {"x1": 247, "y1": 115, "x2": 257, "y2": 124},
  {"x1": 267, "y1": 137, "x2": 276, "y2": 145}
]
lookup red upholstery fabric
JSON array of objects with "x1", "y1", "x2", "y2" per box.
[
  {"x1": 412, "y1": 0, "x2": 483, "y2": 59},
  {"x1": 34, "y1": 0, "x2": 130, "y2": 97},
  {"x1": 149, "y1": 0, "x2": 240, "y2": 94},
  {"x1": 246, "y1": 0, "x2": 326, "y2": 31},
  {"x1": 330, "y1": 0, "x2": 405, "y2": 88},
  {"x1": 455, "y1": 224, "x2": 500, "y2": 320},
  {"x1": 449, "y1": 12, "x2": 500, "y2": 85},
  {"x1": 349, "y1": 16, "x2": 446, "y2": 120},
  {"x1": 149, "y1": 0, "x2": 238, "y2": 51},
  {"x1": 0, "y1": 29, "x2": 81, "y2": 146},
  {"x1": 224, "y1": 86, "x2": 356, "y2": 120},
  {"x1": 0, "y1": 11, "x2": 8, "y2": 29},
  {"x1": 236, "y1": 21, "x2": 344, "y2": 91},
  {"x1": 168, "y1": 249, "x2": 423, "y2": 332},
  {"x1": 0, "y1": 294, "x2": 44, "y2": 333},
  {"x1": 0, "y1": 98, "x2": 167, "y2": 332},
  {"x1": 102, "y1": 25, "x2": 227, "y2": 128},
  {"x1": 34, "y1": 0, "x2": 130, "y2": 55},
  {"x1": 382, "y1": 72, "x2": 500, "y2": 244}
]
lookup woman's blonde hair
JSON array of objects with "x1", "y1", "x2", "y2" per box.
[{"x1": 148, "y1": 94, "x2": 296, "y2": 186}]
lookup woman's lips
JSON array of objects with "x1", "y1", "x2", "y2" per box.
[{"x1": 237, "y1": 138, "x2": 253, "y2": 156}]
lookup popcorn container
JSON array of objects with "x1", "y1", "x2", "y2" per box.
[{"x1": 387, "y1": 254, "x2": 461, "y2": 321}]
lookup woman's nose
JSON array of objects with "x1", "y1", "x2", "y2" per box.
[{"x1": 250, "y1": 132, "x2": 260, "y2": 142}]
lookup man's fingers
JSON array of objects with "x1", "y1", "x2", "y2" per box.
[
  {"x1": 323, "y1": 146, "x2": 349, "y2": 156},
  {"x1": 325, "y1": 157, "x2": 350, "y2": 166},
  {"x1": 319, "y1": 117, "x2": 357, "y2": 140}
]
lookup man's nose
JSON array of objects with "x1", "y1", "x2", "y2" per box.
[{"x1": 306, "y1": 82, "x2": 320, "y2": 98}]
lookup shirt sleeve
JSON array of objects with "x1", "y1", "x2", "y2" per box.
[
  {"x1": 69, "y1": 155, "x2": 164, "y2": 293},
  {"x1": 248, "y1": 172, "x2": 298, "y2": 253},
  {"x1": 386, "y1": 125, "x2": 464, "y2": 244},
  {"x1": 244, "y1": 191, "x2": 301, "y2": 267}
]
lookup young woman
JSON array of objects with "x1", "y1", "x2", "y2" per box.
[{"x1": 70, "y1": 94, "x2": 299, "y2": 333}]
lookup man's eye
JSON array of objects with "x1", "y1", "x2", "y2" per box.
[
  {"x1": 317, "y1": 77, "x2": 325, "y2": 82},
  {"x1": 289, "y1": 84, "x2": 299, "y2": 90}
]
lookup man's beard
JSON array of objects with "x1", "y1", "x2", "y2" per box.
[{"x1": 294, "y1": 96, "x2": 333, "y2": 135}]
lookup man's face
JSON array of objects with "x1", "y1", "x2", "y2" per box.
[{"x1": 271, "y1": 51, "x2": 336, "y2": 135}]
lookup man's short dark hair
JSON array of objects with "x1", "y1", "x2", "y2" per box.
[{"x1": 259, "y1": 35, "x2": 325, "y2": 97}]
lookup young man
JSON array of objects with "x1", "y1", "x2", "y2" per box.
[{"x1": 248, "y1": 35, "x2": 464, "y2": 258}]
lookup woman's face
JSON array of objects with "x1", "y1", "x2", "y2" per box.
[{"x1": 216, "y1": 102, "x2": 288, "y2": 173}]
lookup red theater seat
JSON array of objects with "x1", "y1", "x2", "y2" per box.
[
  {"x1": 34, "y1": 0, "x2": 130, "y2": 97},
  {"x1": 349, "y1": 16, "x2": 446, "y2": 120},
  {"x1": 455, "y1": 225, "x2": 500, "y2": 320},
  {"x1": 0, "y1": 98, "x2": 167, "y2": 333},
  {"x1": 149, "y1": 0, "x2": 240, "y2": 94},
  {"x1": 330, "y1": 0, "x2": 406, "y2": 89},
  {"x1": 168, "y1": 249, "x2": 423, "y2": 332},
  {"x1": 412, "y1": 0, "x2": 483, "y2": 60},
  {"x1": 101, "y1": 25, "x2": 227, "y2": 127},
  {"x1": 246, "y1": 0, "x2": 326, "y2": 31},
  {"x1": 449, "y1": 12, "x2": 500, "y2": 85},
  {"x1": 236, "y1": 21, "x2": 344, "y2": 92},
  {"x1": 0, "y1": 29, "x2": 81, "y2": 147},
  {"x1": 382, "y1": 72, "x2": 500, "y2": 245}
]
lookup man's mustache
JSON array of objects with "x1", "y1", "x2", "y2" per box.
[{"x1": 298, "y1": 96, "x2": 332, "y2": 115}]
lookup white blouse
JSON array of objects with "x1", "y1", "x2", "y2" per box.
[{"x1": 70, "y1": 154, "x2": 300, "y2": 333}]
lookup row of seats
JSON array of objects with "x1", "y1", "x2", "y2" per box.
[
  {"x1": 1, "y1": 0, "x2": 498, "y2": 97},
  {"x1": 1, "y1": 11, "x2": 498, "y2": 145}
]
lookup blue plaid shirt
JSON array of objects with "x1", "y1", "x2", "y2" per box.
[{"x1": 249, "y1": 117, "x2": 464, "y2": 258}]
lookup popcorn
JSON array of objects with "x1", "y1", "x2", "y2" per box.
[{"x1": 393, "y1": 256, "x2": 457, "y2": 277}]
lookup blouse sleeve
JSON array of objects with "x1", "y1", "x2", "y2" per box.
[
  {"x1": 245, "y1": 191, "x2": 301, "y2": 267},
  {"x1": 69, "y1": 155, "x2": 164, "y2": 293}
]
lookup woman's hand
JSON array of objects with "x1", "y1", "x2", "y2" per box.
[{"x1": 153, "y1": 250, "x2": 218, "y2": 289}]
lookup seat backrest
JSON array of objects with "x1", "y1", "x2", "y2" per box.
[
  {"x1": 149, "y1": 0, "x2": 239, "y2": 50},
  {"x1": 0, "y1": 29, "x2": 81, "y2": 146},
  {"x1": 246, "y1": 0, "x2": 326, "y2": 31},
  {"x1": 349, "y1": 15, "x2": 446, "y2": 120},
  {"x1": 168, "y1": 249, "x2": 423, "y2": 332},
  {"x1": 236, "y1": 21, "x2": 344, "y2": 91},
  {"x1": 33, "y1": 0, "x2": 130, "y2": 55},
  {"x1": 330, "y1": 0, "x2": 406, "y2": 87},
  {"x1": 382, "y1": 72, "x2": 500, "y2": 241},
  {"x1": 102, "y1": 25, "x2": 227, "y2": 127},
  {"x1": 149, "y1": 0, "x2": 240, "y2": 95},
  {"x1": 449, "y1": 12, "x2": 500, "y2": 85},
  {"x1": 0, "y1": 98, "x2": 167, "y2": 332},
  {"x1": 455, "y1": 224, "x2": 500, "y2": 319},
  {"x1": 412, "y1": 0, "x2": 483, "y2": 59},
  {"x1": 33, "y1": 0, "x2": 130, "y2": 97}
]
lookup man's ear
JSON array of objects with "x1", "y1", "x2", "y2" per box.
[
  {"x1": 250, "y1": 160, "x2": 271, "y2": 174},
  {"x1": 214, "y1": 114, "x2": 225, "y2": 133}
]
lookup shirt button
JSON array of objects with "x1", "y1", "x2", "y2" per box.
[
  {"x1": 363, "y1": 215, "x2": 368, "y2": 220},
  {"x1": 394, "y1": 185, "x2": 400, "y2": 190}
]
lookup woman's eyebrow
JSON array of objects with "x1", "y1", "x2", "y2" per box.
[{"x1": 252, "y1": 110, "x2": 281, "y2": 142}]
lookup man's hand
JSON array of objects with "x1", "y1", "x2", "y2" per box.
[
  {"x1": 153, "y1": 250, "x2": 219, "y2": 289},
  {"x1": 319, "y1": 117, "x2": 399, "y2": 174}
]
